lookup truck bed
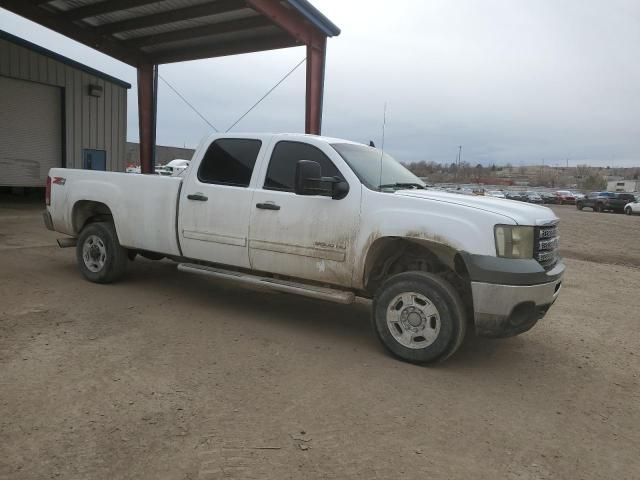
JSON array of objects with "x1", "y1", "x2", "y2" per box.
[{"x1": 47, "y1": 169, "x2": 183, "y2": 256}]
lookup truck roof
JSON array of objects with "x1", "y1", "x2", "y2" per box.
[{"x1": 201, "y1": 132, "x2": 365, "y2": 147}]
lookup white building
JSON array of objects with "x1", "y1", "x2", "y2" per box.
[
  {"x1": 607, "y1": 180, "x2": 640, "y2": 193},
  {"x1": 1, "y1": 30, "x2": 129, "y2": 188}
]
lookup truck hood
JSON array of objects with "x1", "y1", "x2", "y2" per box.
[{"x1": 396, "y1": 189, "x2": 558, "y2": 225}]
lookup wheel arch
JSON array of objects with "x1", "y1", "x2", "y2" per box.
[
  {"x1": 360, "y1": 236, "x2": 470, "y2": 296},
  {"x1": 72, "y1": 200, "x2": 114, "y2": 234}
]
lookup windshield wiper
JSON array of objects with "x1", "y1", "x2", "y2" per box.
[{"x1": 378, "y1": 182, "x2": 426, "y2": 190}]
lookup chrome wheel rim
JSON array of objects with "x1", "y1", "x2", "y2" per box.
[
  {"x1": 386, "y1": 292, "x2": 441, "y2": 349},
  {"x1": 82, "y1": 235, "x2": 107, "y2": 272}
]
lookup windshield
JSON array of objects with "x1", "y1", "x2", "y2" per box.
[{"x1": 331, "y1": 143, "x2": 425, "y2": 190}]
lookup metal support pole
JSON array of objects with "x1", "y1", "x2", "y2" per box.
[
  {"x1": 137, "y1": 63, "x2": 157, "y2": 174},
  {"x1": 305, "y1": 36, "x2": 326, "y2": 135}
]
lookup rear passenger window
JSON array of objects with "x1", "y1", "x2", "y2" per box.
[
  {"x1": 198, "y1": 138, "x2": 262, "y2": 187},
  {"x1": 264, "y1": 141, "x2": 343, "y2": 192}
]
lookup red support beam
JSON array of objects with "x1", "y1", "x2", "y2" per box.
[
  {"x1": 137, "y1": 63, "x2": 157, "y2": 174},
  {"x1": 305, "y1": 35, "x2": 326, "y2": 135},
  {"x1": 246, "y1": 0, "x2": 328, "y2": 134}
]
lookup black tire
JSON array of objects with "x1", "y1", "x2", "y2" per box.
[
  {"x1": 595, "y1": 203, "x2": 603, "y2": 213},
  {"x1": 372, "y1": 272, "x2": 467, "y2": 364},
  {"x1": 576, "y1": 202, "x2": 583, "y2": 210},
  {"x1": 625, "y1": 207, "x2": 632, "y2": 215},
  {"x1": 76, "y1": 222, "x2": 128, "y2": 283}
]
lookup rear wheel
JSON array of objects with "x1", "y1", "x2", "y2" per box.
[
  {"x1": 576, "y1": 202, "x2": 583, "y2": 210},
  {"x1": 595, "y1": 203, "x2": 603, "y2": 213},
  {"x1": 372, "y1": 272, "x2": 467, "y2": 364},
  {"x1": 76, "y1": 222, "x2": 128, "y2": 283}
]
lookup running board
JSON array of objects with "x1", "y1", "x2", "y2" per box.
[{"x1": 177, "y1": 263, "x2": 355, "y2": 305}]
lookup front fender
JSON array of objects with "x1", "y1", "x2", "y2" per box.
[{"x1": 352, "y1": 190, "x2": 512, "y2": 289}]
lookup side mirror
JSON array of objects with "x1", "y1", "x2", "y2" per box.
[
  {"x1": 295, "y1": 160, "x2": 326, "y2": 196},
  {"x1": 294, "y1": 160, "x2": 349, "y2": 200},
  {"x1": 331, "y1": 180, "x2": 350, "y2": 200}
]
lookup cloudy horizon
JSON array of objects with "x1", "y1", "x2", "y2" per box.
[{"x1": 1, "y1": 0, "x2": 638, "y2": 167}]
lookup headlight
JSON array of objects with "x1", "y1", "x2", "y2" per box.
[{"x1": 494, "y1": 225, "x2": 534, "y2": 259}]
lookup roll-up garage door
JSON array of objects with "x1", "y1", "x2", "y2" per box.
[{"x1": 0, "y1": 76, "x2": 62, "y2": 187}]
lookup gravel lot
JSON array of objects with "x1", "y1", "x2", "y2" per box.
[
  {"x1": 1, "y1": 198, "x2": 639, "y2": 479},
  {"x1": 551, "y1": 204, "x2": 640, "y2": 268}
]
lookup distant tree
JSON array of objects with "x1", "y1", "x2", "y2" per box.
[
  {"x1": 575, "y1": 164, "x2": 591, "y2": 179},
  {"x1": 472, "y1": 164, "x2": 484, "y2": 183},
  {"x1": 518, "y1": 165, "x2": 527, "y2": 175},
  {"x1": 579, "y1": 173, "x2": 606, "y2": 191}
]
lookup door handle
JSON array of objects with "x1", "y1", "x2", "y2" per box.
[
  {"x1": 187, "y1": 193, "x2": 208, "y2": 201},
  {"x1": 256, "y1": 202, "x2": 280, "y2": 211}
]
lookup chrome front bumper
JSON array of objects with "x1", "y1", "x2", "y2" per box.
[{"x1": 471, "y1": 276, "x2": 563, "y2": 337}]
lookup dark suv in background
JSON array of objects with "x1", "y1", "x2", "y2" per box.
[{"x1": 577, "y1": 192, "x2": 636, "y2": 213}]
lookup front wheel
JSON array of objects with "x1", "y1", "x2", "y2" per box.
[
  {"x1": 626, "y1": 207, "x2": 633, "y2": 215},
  {"x1": 372, "y1": 272, "x2": 467, "y2": 364},
  {"x1": 576, "y1": 202, "x2": 583, "y2": 210},
  {"x1": 76, "y1": 222, "x2": 128, "y2": 283}
]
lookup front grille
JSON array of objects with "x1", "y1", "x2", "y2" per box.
[{"x1": 534, "y1": 224, "x2": 559, "y2": 270}]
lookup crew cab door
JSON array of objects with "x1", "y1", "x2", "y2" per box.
[
  {"x1": 249, "y1": 139, "x2": 361, "y2": 287},
  {"x1": 178, "y1": 137, "x2": 265, "y2": 268}
]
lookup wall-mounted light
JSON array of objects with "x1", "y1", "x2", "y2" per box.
[{"x1": 88, "y1": 84, "x2": 103, "y2": 97}]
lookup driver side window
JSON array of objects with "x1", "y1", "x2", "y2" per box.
[{"x1": 264, "y1": 141, "x2": 343, "y2": 194}]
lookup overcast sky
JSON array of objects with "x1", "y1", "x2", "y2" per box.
[{"x1": 1, "y1": 0, "x2": 639, "y2": 166}]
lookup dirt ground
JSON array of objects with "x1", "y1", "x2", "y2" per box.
[
  {"x1": 1, "y1": 198, "x2": 639, "y2": 480},
  {"x1": 551, "y1": 204, "x2": 640, "y2": 268}
]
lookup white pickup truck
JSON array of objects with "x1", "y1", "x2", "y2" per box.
[{"x1": 44, "y1": 133, "x2": 564, "y2": 363}]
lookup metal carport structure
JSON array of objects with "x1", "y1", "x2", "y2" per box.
[{"x1": 0, "y1": 0, "x2": 340, "y2": 173}]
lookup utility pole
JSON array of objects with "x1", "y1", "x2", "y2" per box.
[{"x1": 455, "y1": 145, "x2": 462, "y2": 184}]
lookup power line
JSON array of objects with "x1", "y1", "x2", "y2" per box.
[
  {"x1": 226, "y1": 57, "x2": 306, "y2": 132},
  {"x1": 158, "y1": 74, "x2": 219, "y2": 132}
]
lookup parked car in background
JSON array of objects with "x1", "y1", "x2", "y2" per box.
[
  {"x1": 540, "y1": 192, "x2": 559, "y2": 204},
  {"x1": 486, "y1": 190, "x2": 506, "y2": 198},
  {"x1": 525, "y1": 192, "x2": 543, "y2": 204},
  {"x1": 572, "y1": 192, "x2": 585, "y2": 201},
  {"x1": 156, "y1": 159, "x2": 191, "y2": 176},
  {"x1": 506, "y1": 191, "x2": 527, "y2": 202},
  {"x1": 577, "y1": 192, "x2": 636, "y2": 213},
  {"x1": 624, "y1": 198, "x2": 640, "y2": 215},
  {"x1": 555, "y1": 190, "x2": 576, "y2": 205}
]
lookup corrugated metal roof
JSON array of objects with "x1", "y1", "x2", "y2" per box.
[
  {"x1": 112, "y1": 9, "x2": 259, "y2": 40},
  {"x1": 0, "y1": 0, "x2": 340, "y2": 66},
  {"x1": 141, "y1": 25, "x2": 279, "y2": 53},
  {"x1": 285, "y1": 0, "x2": 340, "y2": 36},
  {"x1": 84, "y1": 0, "x2": 213, "y2": 26}
]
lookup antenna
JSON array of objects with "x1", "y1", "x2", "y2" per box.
[{"x1": 378, "y1": 102, "x2": 387, "y2": 190}]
